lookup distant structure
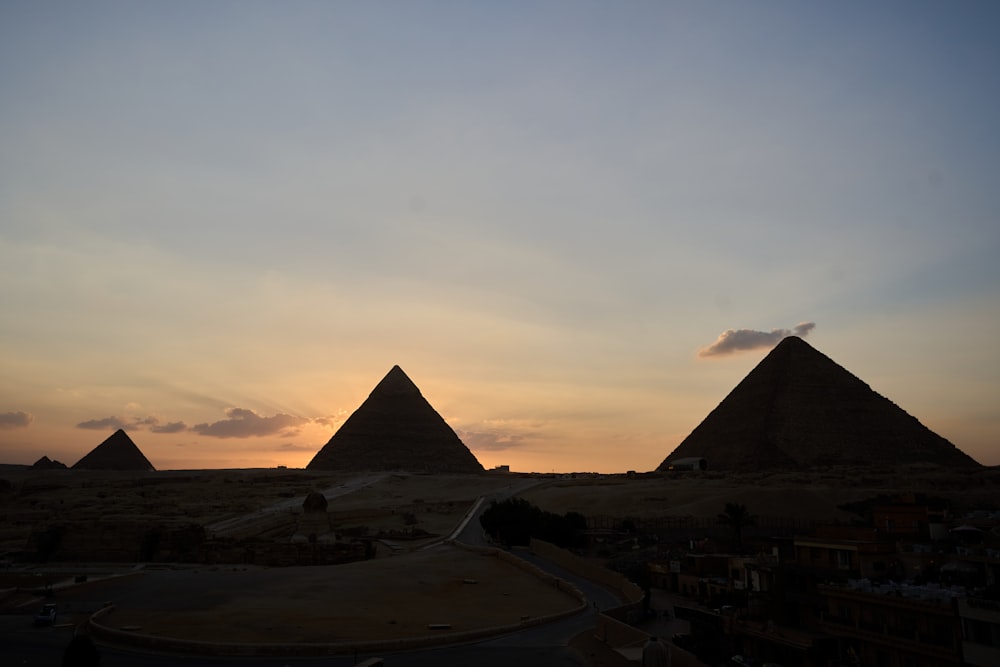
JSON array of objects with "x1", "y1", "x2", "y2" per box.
[
  {"x1": 307, "y1": 365, "x2": 484, "y2": 473},
  {"x1": 32, "y1": 456, "x2": 67, "y2": 470},
  {"x1": 658, "y1": 336, "x2": 980, "y2": 471},
  {"x1": 72, "y1": 429, "x2": 156, "y2": 471},
  {"x1": 662, "y1": 457, "x2": 707, "y2": 472}
]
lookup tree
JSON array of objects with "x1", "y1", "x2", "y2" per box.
[
  {"x1": 480, "y1": 497, "x2": 540, "y2": 546},
  {"x1": 479, "y1": 498, "x2": 587, "y2": 548},
  {"x1": 717, "y1": 502, "x2": 756, "y2": 551}
]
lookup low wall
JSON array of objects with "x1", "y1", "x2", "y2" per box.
[
  {"x1": 528, "y1": 538, "x2": 644, "y2": 604},
  {"x1": 593, "y1": 611, "x2": 648, "y2": 647},
  {"x1": 89, "y1": 599, "x2": 581, "y2": 657}
]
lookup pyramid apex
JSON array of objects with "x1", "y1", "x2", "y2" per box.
[
  {"x1": 776, "y1": 334, "x2": 806, "y2": 345},
  {"x1": 371, "y1": 365, "x2": 421, "y2": 398}
]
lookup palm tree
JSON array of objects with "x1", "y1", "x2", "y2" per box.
[{"x1": 717, "y1": 502, "x2": 756, "y2": 551}]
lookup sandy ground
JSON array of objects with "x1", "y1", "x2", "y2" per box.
[
  {"x1": 519, "y1": 475, "x2": 866, "y2": 522},
  {"x1": 101, "y1": 545, "x2": 580, "y2": 643},
  {"x1": 5, "y1": 466, "x2": 997, "y2": 650},
  {"x1": 520, "y1": 466, "x2": 1000, "y2": 521}
]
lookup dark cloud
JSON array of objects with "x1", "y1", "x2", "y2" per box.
[
  {"x1": 76, "y1": 416, "x2": 128, "y2": 430},
  {"x1": 192, "y1": 408, "x2": 308, "y2": 439},
  {"x1": 151, "y1": 421, "x2": 187, "y2": 434},
  {"x1": 698, "y1": 322, "x2": 816, "y2": 358},
  {"x1": 0, "y1": 410, "x2": 34, "y2": 429}
]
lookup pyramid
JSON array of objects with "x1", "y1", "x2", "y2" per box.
[
  {"x1": 658, "y1": 336, "x2": 980, "y2": 471},
  {"x1": 72, "y1": 429, "x2": 155, "y2": 471},
  {"x1": 307, "y1": 366, "x2": 484, "y2": 473},
  {"x1": 32, "y1": 456, "x2": 67, "y2": 470}
]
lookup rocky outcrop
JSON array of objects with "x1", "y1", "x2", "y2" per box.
[{"x1": 302, "y1": 491, "x2": 329, "y2": 512}]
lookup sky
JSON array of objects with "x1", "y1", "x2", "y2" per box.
[{"x1": 1, "y1": 1, "x2": 998, "y2": 472}]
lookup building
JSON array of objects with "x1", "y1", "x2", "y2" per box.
[
  {"x1": 958, "y1": 596, "x2": 1000, "y2": 667},
  {"x1": 819, "y1": 581, "x2": 963, "y2": 666}
]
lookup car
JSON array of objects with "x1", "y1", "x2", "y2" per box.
[{"x1": 34, "y1": 603, "x2": 57, "y2": 626}]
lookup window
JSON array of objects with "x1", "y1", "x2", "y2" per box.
[{"x1": 962, "y1": 617, "x2": 1000, "y2": 645}]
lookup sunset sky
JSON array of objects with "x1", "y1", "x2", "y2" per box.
[{"x1": 2, "y1": 2, "x2": 998, "y2": 472}]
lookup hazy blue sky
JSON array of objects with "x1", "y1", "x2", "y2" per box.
[{"x1": 2, "y1": 1, "x2": 998, "y2": 471}]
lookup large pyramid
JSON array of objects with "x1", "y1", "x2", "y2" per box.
[
  {"x1": 307, "y1": 366, "x2": 484, "y2": 473},
  {"x1": 72, "y1": 429, "x2": 155, "y2": 471},
  {"x1": 658, "y1": 336, "x2": 980, "y2": 471}
]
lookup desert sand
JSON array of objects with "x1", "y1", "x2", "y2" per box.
[
  {"x1": 98, "y1": 545, "x2": 579, "y2": 644},
  {"x1": 3, "y1": 465, "x2": 997, "y2": 650}
]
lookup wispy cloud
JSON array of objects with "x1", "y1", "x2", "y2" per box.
[
  {"x1": 150, "y1": 421, "x2": 187, "y2": 434},
  {"x1": 0, "y1": 410, "x2": 33, "y2": 429},
  {"x1": 313, "y1": 411, "x2": 348, "y2": 428},
  {"x1": 276, "y1": 442, "x2": 315, "y2": 452},
  {"x1": 698, "y1": 322, "x2": 816, "y2": 358},
  {"x1": 458, "y1": 419, "x2": 545, "y2": 452},
  {"x1": 76, "y1": 416, "x2": 128, "y2": 430},
  {"x1": 191, "y1": 408, "x2": 308, "y2": 439},
  {"x1": 77, "y1": 414, "x2": 188, "y2": 432}
]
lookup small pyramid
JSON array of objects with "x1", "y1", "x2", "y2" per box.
[
  {"x1": 72, "y1": 429, "x2": 155, "y2": 471},
  {"x1": 307, "y1": 366, "x2": 484, "y2": 473},
  {"x1": 32, "y1": 456, "x2": 67, "y2": 470},
  {"x1": 658, "y1": 336, "x2": 980, "y2": 471}
]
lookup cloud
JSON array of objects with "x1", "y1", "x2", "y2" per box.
[
  {"x1": 458, "y1": 419, "x2": 545, "y2": 452},
  {"x1": 698, "y1": 322, "x2": 816, "y2": 358},
  {"x1": 77, "y1": 414, "x2": 188, "y2": 433},
  {"x1": 461, "y1": 430, "x2": 527, "y2": 451},
  {"x1": 0, "y1": 410, "x2": 34, "y2": 429},
  {"x1": 313, "y1": 411, "x2": 348, "y2": 428},
  {"x1": 276, "y1": 443, "x2": 315, "y2": 452},
  {"x1": 191, "y1": 408, "x2": 308, "y2": 438},
  {"x1": 150, "y1": 421, "x2": 187, "y2": 434},
  {"x1": 76, "y1": 416, "x2": 128, "y2": 430}
]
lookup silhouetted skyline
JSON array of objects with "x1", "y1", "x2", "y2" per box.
[{"x1": 1, "y1": 2, "x2": 998, "y2": 471}]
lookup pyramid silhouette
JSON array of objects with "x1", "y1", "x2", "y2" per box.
[
  {"x1": 658, "y1": 336, "x2": 980, "y2": 471},
  {"x1": 32, "y1": 455, "x2": 67, "y2": 470},
  {"x1": 307, "y1": 366, "x2": 484, "y2": 473},
  {"x1": 72, "y1": 429, "x2": 155, "y2": 471}
]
